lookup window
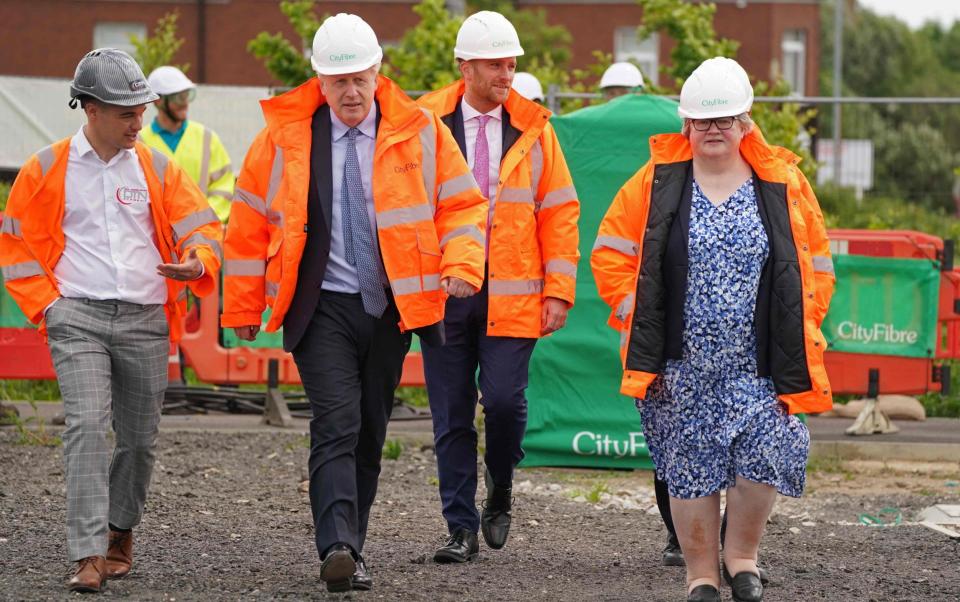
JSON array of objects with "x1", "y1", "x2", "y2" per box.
[
  {"x1": 93, "y1": 22, "x2": 147, "y2": 56},
  {"x1": 781, "y1": 29, "x2": 806, "y2": 96},
  {"x1": 614, "y1": 27, "x2": 658, "y2": 86}
]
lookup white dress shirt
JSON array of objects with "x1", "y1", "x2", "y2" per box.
[
  {"x1": 322, "y1": 104, "x2": 387, "y2": 293},
  {"x1": 54, "y1": 127, "x2": 167, "y2": 305},
  {"x1": 461, "y1": 99, "x2": 503, "y2": 202}
]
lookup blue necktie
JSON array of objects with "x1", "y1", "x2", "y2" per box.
[{"x1": 341, "y1": 127, "x2": 388, "y2": 318}]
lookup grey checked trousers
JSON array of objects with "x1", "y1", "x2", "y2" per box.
[{"x1": 45, "y1": 297, "x2": 169, "y2": 561}]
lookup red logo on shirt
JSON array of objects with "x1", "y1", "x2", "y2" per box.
[{"x1": 116, "y1": 187, "x2": 149, "y2": 205}]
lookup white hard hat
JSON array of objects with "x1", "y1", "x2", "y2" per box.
[
  {"x1": 311, "y1": 13, "x2": 383, "y2": 76},
  {"x1": 147, "y1": 66, "x2": 195, "y2": 96},
  {"x1": 678, "y1": 56, "x2": 753, "y2": 119},
  {"x1": 512, "y1": 72, "x2": 543, "y2": 101},
  {"x1": 600, "y1": 62, "x2": 644, "y2": 89},
  {"x1": 454, "y1": 11, "x2": 524, "y2": 61}
]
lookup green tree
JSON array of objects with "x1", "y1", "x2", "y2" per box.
[
  {"x1": 247, "y1": 0, "x2": 325, "y2": 87},
  {"x1": 129, "y1": 11, "x2": 189, "y2": 76},
  {"x1": 635, "y1": 0, "x2": 738, "y2": 87},
  {"x1": 382, "y1": 0, "x2": 463, "y2": 91}
]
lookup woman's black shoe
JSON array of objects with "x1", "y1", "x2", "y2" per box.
[
  {"x1": 687, "y1": 584, "x2": 720, "y2": 602},
  {"x1": 724, "y1": 570, "x2": 763, "y2": 602}
]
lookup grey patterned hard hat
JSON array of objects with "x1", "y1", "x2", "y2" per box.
[{"x1": 69, "y1": 48, "x2": 159, "y2": 108}]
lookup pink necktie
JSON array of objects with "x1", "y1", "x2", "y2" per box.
[{"x1": 473, "y1": 115, "x2": 492, "y2": 256}]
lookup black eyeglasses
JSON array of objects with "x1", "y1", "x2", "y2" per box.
[{"x1": 690, "y1": 117, "x2": 736, "y2": 131}]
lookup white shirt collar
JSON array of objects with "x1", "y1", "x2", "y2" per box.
[
  {"x1": 71, "y1": 126, "x2": 136, "y2": 163},
  {"x1": 331, "y1": 103, "x2": 377, "y2": 142},
  {"x1": 461, "y1": 98, "x2": 503, "y2": 123}
]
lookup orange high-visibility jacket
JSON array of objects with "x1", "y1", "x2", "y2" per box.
[
  {"x1": 0, "y1": 139, "x2": 222, "y2": 342},
  {"x1": 220, "y1": 75, "x2": 488, "y2": 334},
  {"x1": 418, "y1": 82, "x2": 580, "y2": 338},
  {"x1": 591, "y1": 128, "x2": 835, "y2": 414}
]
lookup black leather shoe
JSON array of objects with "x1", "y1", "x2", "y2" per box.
[
  {"x1": 433, "y1": 528, "x2": 479, "y2": 563},
  {"x1": 687, "y1": 584, "x2": 720, "y2": 602},
  {"x1": 723, "y1": 563, "x2": 770, "y2": 586},
  {"x1": 320, "y1": 544, "x2": 356, "y2": 593},
  {"x1": 351, "y1": 555, "x2": 372, "y2": 591},
  {"x1": 480, "y1": 469, "x2": 512, "y2": 550},
  {"x1": 724, "y1": 570, "x2": 763, "y2": 602},
  {"x1": 662, "y1": 533, "x2": 685, "y2": 566}
]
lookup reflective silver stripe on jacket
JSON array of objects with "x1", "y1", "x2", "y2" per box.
[
  {"x1": 181, "y1": 232, "x2": 223, "y2": 262},
  {"x1": 209, "y1": 164, "x2": 232, "y2": 183},
  {"x1": 616, "y1": 292, "x2": 635, "y2": 323},
  {"x1": 265, "y1": 146, "x2": 285, "y2": 227},
  {"x1": 812, "y1": 255, "x2": 835, "y2": 274},
  {"x1": 1, "y1": 260, "x2": 44, "y2": 281},
  {"x1": 377, "y1": 203, "x2": 433, "y2": 229},
  {"x1": 439, "y1": 224, "x2": 484, "y2": 249},
  {"x1": 418, "y1": 109, "x2": 437, "y2": 204},
  {"x1": 266, "y1": 281, "x2": 279, "y2": 297},
  {"x1": 172, "y1": 208, "x2": 218, "y2": 242},
  {"x1": 540, "y1": 185, "x2": 577, "y2": 210},
  {"x1": 36, "y1": 145, "x2": 56, "y2": 178},
  {"x1": 545, "y1": 258, "x2": 577, "y2": 279},
  {"x1": 0, "y1": 216, "x2": 21, "y2": 237},
  {"x1": 223, "y1": 258, "x2": 266, "y2": 277},
  {"x1": 199, "y1": 127, "x2": 212, "y2": 196},
  {"x1": 234, "y1": 188, "x2": 267, "y2": 216},
  {"x1": 593, "y1": 235, "x2": 639, "y2": 257},
  {"x1": 488, "y1": 278, "x2": 544, "y2": 296},
  {"x1": 530, "y1": 140, "x2": 543, "y2": 202},
  {"x1": 391, "y1": 273, "x2": 441, "y2": 296},
  {"x1": 149, "y1": 147, "x2": 169, "y2": 188},
  {"x1": 499, "y1": 187, "x2": 535, "y2": 204},
  {"x1": 438, "y1": 172, "x2": 478, "y2": 202}
]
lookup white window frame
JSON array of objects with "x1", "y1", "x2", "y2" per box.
[
  {"x1": 781, "y1": 29, "x2": 807, "y2": 96},
  {"x1": 613, "y1": 27, "x2": 658, "y2": 86},
  {"x1": 93, "y1": 22, "x2": 147, "y2": 57}
]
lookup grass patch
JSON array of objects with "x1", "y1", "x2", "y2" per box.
[
  {"x1": 383, "y1": 439, "x2": 404, "y2": 460},
  {"x1": 0, "y1": 380, "x2": 61, "y2": 402},
  {"x1": 395, "y1": 386, "x2": 428, "y2": 407},
  {"x1": 571, "y1": 480, "x2": 610, "y2": 504},
  {"x1": 5, "y1": 399, "x2": 61, "y2": 447}
]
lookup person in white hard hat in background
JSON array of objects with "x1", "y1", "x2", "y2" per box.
[
  {"x1": 417, "y1": 10, "x2": 580, "y2": 564},
  {"x1": 592, "y1": 57, "x2": 834, "y2": 602},
  {"x1": 222, "y1": 13, "x2": 487, "y2": 593},
  {"x1": 600, "y1": 61, "x2": 645, "y2": 100},
  {"x1": 511, "y1": 71, "x2": 544, "y2": 103},
  {"x1": 141, "y1": 66, "x2": 235, "y2": 222},
  {"x1": 0, "y1": 49, "x2": 221, "y2": 593}
]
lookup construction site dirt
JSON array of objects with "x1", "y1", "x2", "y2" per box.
[{"x1": 2, "y1": 429, "x2": 959, "y2": 601}]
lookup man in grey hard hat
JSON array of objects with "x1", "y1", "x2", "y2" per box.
[{"x1": 0, "y1": 48, "x2": 221, "y2": 593}]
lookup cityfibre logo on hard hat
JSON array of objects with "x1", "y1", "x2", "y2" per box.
[
  {"x1": 130, "y1": 80, "x2": 147, "y2": 91},
  {"x1": 329, "y1": 53, "x2": 357, "y2": 62},
  {"x1": 701, "y1": 98, "x2": 729, "y2": 107},
  {"x1": 491, "y1": 39, "x2": 515, "y2": 48}
]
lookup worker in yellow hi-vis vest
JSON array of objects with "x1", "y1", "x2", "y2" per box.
[{"x1": 142, "y1": 66, "x2": 234, "y2": 222}]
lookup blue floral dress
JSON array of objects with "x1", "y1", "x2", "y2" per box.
[{"x1": 639, "y1": 179, "x2": 810, "y2": 500}]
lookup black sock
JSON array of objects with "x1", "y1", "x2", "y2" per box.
[{"x1": 109, "y1": 523, "x2": 131, "y2": 533}]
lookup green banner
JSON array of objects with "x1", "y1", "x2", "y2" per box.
[
  {"x1": 521, "y1": 95, "x2": 682, "y2": 469},
  {"x1": 822, "y1": 254, "x2": 940, "y2": 358}
]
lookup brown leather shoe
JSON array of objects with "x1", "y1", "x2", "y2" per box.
[
  {"x1": 67, "y1": 556, "x2": 106, "y2": 593},
  {"x1": 106, "y1": 529, "x2": 133, "y2": 579}
]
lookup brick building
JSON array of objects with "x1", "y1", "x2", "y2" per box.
[{"x1": 0, "y1": 0, "x2": 819, "y2": 94}]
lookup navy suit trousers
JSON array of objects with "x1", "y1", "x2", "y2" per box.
[{"x1": 421, "y1": 282, "x2": 536, "y2": 533}]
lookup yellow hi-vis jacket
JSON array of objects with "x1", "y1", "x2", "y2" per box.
[
  {"x1": 141, "y1": 120, "x2": 234, "y2": 222},
  {"x1": 417, "y1": 81, "x2": 581, "y2": 338},
  {"x1": 221, "y1": 75, "x2": 488, "y2": 335}
]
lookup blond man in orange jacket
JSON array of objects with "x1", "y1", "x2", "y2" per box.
[
  {"x1": 416, "y1": 11, "x2": 580, "y2": 562},
  {"x1": 221, "y1": 14, "x2": 487, "y2": 593},
  {"x1": 0, "y1": 49, "x2": 221, "y2": 593}
]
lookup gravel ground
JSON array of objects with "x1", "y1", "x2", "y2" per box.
[{"x1": 1, "y1": 429, "x2": 959, "y2": 601}]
